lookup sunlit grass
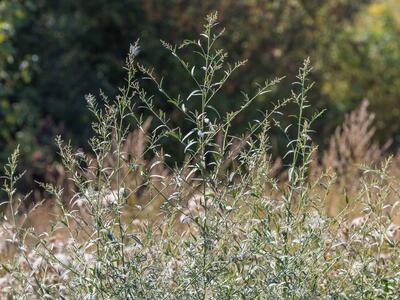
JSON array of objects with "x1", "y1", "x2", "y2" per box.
[{"x1": 1, "y1": 12, "x2": 400, "y2": 299}]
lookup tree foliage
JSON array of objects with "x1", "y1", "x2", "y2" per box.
[
  {"x1": 320, "y1": 0, "x2": 400, "y2": 143},
  {"x1": 5, "y1": 0, "x2": 400, "y2": 171}
]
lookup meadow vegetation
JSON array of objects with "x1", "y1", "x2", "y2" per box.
[{"x1": 1, "y1": 12, "x2": 400, "y2": 299}]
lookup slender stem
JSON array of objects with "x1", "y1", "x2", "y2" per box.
[{"x1": 200, "y1": 23, "x2": 211, "y2": 300}]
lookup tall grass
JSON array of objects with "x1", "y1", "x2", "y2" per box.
[{"x1": 1, "y1": 12, "x2": 400, "y2": 299}]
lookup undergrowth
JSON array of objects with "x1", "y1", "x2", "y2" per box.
[{"x1": 1, "y1": 12, "x2": 400, "y2": 299}]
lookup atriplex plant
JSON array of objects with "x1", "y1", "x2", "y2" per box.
[{"x1": 2, "y1": 12, "x2": 400, "y2": 299}]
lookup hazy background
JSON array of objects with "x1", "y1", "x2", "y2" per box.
[{"x1": 1, "y1": 0, "x2": 399, "y2": 190}]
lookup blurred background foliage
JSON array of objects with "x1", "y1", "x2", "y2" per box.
[{"x1": 1, "y1": 0, "x2": 399, "y2": 175}]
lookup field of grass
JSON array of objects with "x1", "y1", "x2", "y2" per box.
[{"x1": 1, "y1": 13, "x2": 400, "y2": 299}]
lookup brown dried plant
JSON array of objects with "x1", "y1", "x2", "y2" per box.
[{"x1": 322, "y1": 99, "x2": 386, "y2": 183}]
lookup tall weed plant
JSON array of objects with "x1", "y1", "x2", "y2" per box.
[{"x1": 1, "y1": 12, "x2": 400, "y2": 299}]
